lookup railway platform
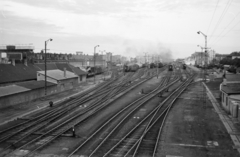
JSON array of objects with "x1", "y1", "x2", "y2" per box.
[
  {"x1": 158, "y1": 77, "x2": 240, "y2": 156},
  {"x1": 0, "y1": 75, "x2": 108, "y2": 126}
]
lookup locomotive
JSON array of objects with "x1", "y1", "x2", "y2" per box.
[
  {"x1": 150, "y1": 63, "x2": 156, "y2": 69},
  {"x1": 168, "y1": 64, "x2": 173, "y2": 71},
  {"x1": 86, "y1": 66, "x2": 103, "y2": 77},
  {"x1": 183, "y1": 64, "x2": 186, "y2": 70},
  {"x1": 157, "y1": 62, "x2": 163, "y2": 68},
  {"x1": 123, "y1": 64, "x2": 140, "y2": 72}
]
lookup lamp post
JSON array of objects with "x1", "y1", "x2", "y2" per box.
[
  {"x1": 197, "y1": 31, "x2": 207, "y2": 71},
  {"x1": 94, "y1": 45, "x2": 100, "y2": 84},
  {"x1": 44, "y1": 38, "x2": 53, "y2": 97}
]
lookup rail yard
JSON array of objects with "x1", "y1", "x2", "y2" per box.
[{"x1": 0, "y1": 64, "x2": 239, "y2": 157}]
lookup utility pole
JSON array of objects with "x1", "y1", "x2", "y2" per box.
[
  {"x1": 44, "y1": 38, "x2": 52, "y2": 97},
  {"x1": 197, "y1": 31, "x2": 208, "y2": 110}
]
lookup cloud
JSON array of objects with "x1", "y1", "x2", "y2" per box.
[{"x1": 1, "y1": 0, "x2": 240, "y2": 58}]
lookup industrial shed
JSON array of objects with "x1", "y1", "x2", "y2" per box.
[
  {"x1": 37, "y1": 69, "x2": 79, "y2": 91},
  {"x1": 0, "y1": 81, "x2": 56, "y2": 109},
  {"x1": 55, "y1": 63, "x2": 87, "y2": 82}
]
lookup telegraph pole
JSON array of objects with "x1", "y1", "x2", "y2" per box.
[{"x1": 197, "y1": 31, "x2": 208, "y2": 109}]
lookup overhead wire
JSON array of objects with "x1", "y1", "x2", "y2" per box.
[
  {"x1": 210, "y1": 12, "x2": 240, "y2": 45},
  {"x1": 206, "y1": 0, "x2": 220, "y2": 34},
  {"x1": 209, "y1": 0, "x2": 233, "y2": 42},
  {"x1": 211, "y1": 18, "x2": 240, "y2": 46}
]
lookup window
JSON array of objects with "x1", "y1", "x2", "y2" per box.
[{"x1": 80, "y1": 76, "x2": 82, "y2": 81}]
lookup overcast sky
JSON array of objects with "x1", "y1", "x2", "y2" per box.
[{"x1": 0, "y1": 0, "x2": 240, "y2": 59}]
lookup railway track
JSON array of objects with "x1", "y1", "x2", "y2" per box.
[
  {"x1": 1, "y1": 68, "x2": 164, "y2": 156},
  {"x1": 61, "y1": 70, "x2": 192, "y2": 157},
  {"x1": 66, "y1": 72, "x2": 177, "y2": 156},
  {"x1": 94, "y1": 74, "x2": 194, "y2": 157},
  {"x1": 128, "y1": 74, "x2": 195, "y2": 157}
]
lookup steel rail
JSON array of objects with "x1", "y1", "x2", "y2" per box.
[
  {"x1": 131, "y1": 75, "x2": 195, "y2": 157},
  {"x1": 0, "y1": 72, "x2": 134, "y2": 139},
  {"x1": 67, "y1": 77, "x2": 171, "y2": 157},
  {"x1": 6, "y1": 73, "x2": 151, "y2": 157},
  {"x1": 73, "y1": 76, "x2": 178, "y2": 157},
  {"x1": 103, "y1": 75, "x2": 193, "y2": 157}
]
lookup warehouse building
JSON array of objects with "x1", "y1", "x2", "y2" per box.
[
  {"x1": 37, "y1": 69, "x2": 79, "y2": 92},
  {"x1": 0, "y1": 81, "x2": 56, "y2": 108}
]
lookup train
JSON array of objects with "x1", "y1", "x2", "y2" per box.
[
  {"x1": 168, "y1": 64, "x2": 173, "y2": 71},
  {"x1": 150, "y1": 63, "x2": 156, "y2": 68},
  {"x1": 182, "y1": 64, "x2": 186, "y2": 70},
  {"x1": 149, "y1": 63, "x2": 164, "y2": 68},
  {"x1": 86, "y1": 66, "x2": 103, "y2": 77},
  {"x1": 123, "y1": 63, "x2": 140, "y2": 72},
  {"x1": 157, "y1": 62, "x2": 164, "y2": 68}
]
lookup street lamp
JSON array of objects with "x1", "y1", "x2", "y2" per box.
[
  {"x1": 44, "y1": 38, "x2": 53, "y2": 97},
  {"x1": 197, "y1": 31, "x2": 208, "y2": 82},
  {"x1": 94, "y1": 45, "x2": 100, "y2": 84},
  {"x1": 197, "y1": 31, "x2": 207, "y2": 65}
]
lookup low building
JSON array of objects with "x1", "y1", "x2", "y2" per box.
[
  {"x1": 68, "y1": 64, "x2": 88, "y2": 82},
  {"x1": 215, "y1": 54, "x2": 231, "y2": 62},
  {"x1": 220, "y1": 74, "x2": 240, "y2": 113},
  {"x1": 0, "y1": 81, "x2": 56, "y2": 108},
  {"x1": 37, "y1": 69, "x2": 79, "y2": 91}
]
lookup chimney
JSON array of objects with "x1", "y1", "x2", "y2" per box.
[
  {"x1": 12, "y1": 59, "x2": 15, "y2": 66},
  {"x1": 24, "y1": 59, "x2": 28, "y2": 66},
  {"x1": 64, "y1": 68, "x2": 66, "y2": 77},
  {"x1": 223, "y1": 78, "x2": 227, "y2": 86}
]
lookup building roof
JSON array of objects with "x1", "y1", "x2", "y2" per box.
[
  {"x1": 215, "y1": 54, "x2": 230, "y2": 57},
  {"x1": 0, "y1": 63, "x2": 39, "y2": 84},
  {"x1": 34, "y1": 63, "x2": 58, "y2": 70},
  {"x1": 72, "y1": 67, "x2": 88, "y2": 75},
  {"x1": 55, "y1": 63, "x2": 73, "y2": 72},
  {"x1": 0, "y1": 85, "x2": 30, "y2": 97},
  {"x1": 68, "y1": 64, "x2": 87, "y2": 75},
  {"x1": 15, "y1": 80, "x2": 56, "y2": 90},
  {"x1": 226, "y1": 74, "x2": 240, "y2": 82},
  {"x1": 221, "y1": 83, "x2": 240, "y2": 94},
  {"x1": 37, "y1": 69, "x2": 78, "y2": 80}
]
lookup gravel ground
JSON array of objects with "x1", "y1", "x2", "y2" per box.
[
  {"x1": 157, "y1": 81, "x2": 240, "y2": 157},
  {"x1": 37, "y1": 74, "x2": 166, "y2": 156}
]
